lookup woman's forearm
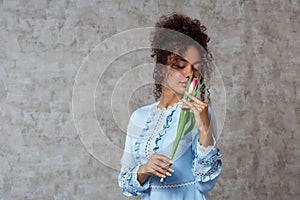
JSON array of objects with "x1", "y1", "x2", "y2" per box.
[{"x1": 198, "y1": 129, "x2": 213, "y2": 147}]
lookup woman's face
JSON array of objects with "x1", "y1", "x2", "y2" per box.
[{"x1": 162, "y1": 45, "x2": 202, "y2": 97}]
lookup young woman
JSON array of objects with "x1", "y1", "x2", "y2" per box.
[{"x1": 118, "y1": 13, "x2": 222, "y2": 200}]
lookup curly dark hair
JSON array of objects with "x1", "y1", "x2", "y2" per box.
[{"x1": 151, "y1": 13, "x2": 212, "y2": 103}]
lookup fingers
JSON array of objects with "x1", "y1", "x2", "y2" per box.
[
  {"x1": 179, "y1": 93, "x2": 210, "y2": 133},
  {"x1": 179, "y1": 100, "x2": 205, "y2": 112},
  {"x1": 185, "y1": 91, "x2": 206, "y2": 106},
  {"x1": 180, "y1": 92, "x2": 208, "y2": 112},
  {"x1": 146, "y1": 154, "x2": 174, "y2": 178},
  {"x1": 153, "y1": 154, "x2": 173, "y2": 165},
  {"x1": 151, "y1": 163, "x2": 171, "y2": 178}
]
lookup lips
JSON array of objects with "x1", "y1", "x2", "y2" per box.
[{"x1": 180, "y1": 82, "x2": 188, "y2": 87}]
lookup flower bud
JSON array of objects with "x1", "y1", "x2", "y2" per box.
[{"x1": 188, "y1": 78, "x2": 198, "y2": 94}]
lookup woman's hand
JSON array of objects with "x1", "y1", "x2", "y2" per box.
[
  {"x1": 179, "y1": 92, "x2": 213, "y2": 147},
  {"x1": 137, "y1": 154, "x2": 174, "y2": 185}
]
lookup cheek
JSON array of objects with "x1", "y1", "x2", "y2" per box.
[
  {"x1": 165, "y1": 68, "x2": 183, "y2": 81},
  {"x1": 166, "y1": 70, "x2": 175, "y2": 80},
  {"x1": 194, "y1": 70, "x2": 201, "y2": 78}
]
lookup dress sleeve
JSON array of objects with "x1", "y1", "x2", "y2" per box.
[
  {"x1": 191, "y1": 106, "x2": 222, "y2": 192},
  {"x1": 118, "y1": 111, "x2": 151, "y2": 196}
]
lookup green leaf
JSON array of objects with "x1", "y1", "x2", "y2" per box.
[
  {"x1": 194, "y1": 82, "x2": 204, "y2": 96},
  {"x1": 169, "y1": 110, "x2": 187, "y2": 160},
  {"x1": 183, "y1": 112, "x2": 195, "y2": 136}
]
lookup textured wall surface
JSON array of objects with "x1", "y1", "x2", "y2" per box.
[{"x1": 0, "y1": 0, "x2": 299, "y2": 199}]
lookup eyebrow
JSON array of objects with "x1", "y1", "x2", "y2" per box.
[
  {"x1": 175, "y1": 56, "x2": 201, "y2": 67},
  {"x1": 176, "y1": 57, "x2": 188, "y2": 62},
  {"x1": 192, "y1": 61, "x2": 202, "y2": 66},
  {"x1": 177, "y1": 57, "x2": 201, "y2": 65}
]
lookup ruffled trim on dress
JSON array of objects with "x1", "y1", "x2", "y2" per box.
[
  {"x1": 132, "y1": 102, "x2": 159, "y2": 164},
  {"x1": 192, "y1": 141, "x2": 222, "y2": 182},
  {"x1": 118, "y1": 166, "x2": 151, "y2": 196},
  {"x1": 133, "y1": 102, "x2": 179, "y2": 161},
  {"x1": 153, "y1": 104, "x2": 178, "y2": 153}
]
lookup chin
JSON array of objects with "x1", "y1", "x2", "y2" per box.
[{"x1": 175, "y1": 90, "x2": 185, "y2": 98}]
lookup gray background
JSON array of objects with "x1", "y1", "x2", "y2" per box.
[{"x1": 0, "y1": 0, "x2": 299, "y2": 199}]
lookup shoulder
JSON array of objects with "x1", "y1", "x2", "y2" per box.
[
  {"x1": 127, "y1": 102, "x2": 158, "y2": 134},
  {"x1": 130, "y1": 102, "x2": 158, "y2": 123}
]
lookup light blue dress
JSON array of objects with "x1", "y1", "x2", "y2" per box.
[{"x1": 118, "y1": 102, "x2": 222, "y2": 200}]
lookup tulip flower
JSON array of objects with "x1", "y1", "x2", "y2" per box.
[
  {"x1": 188, "y1": 77, "x2": 198, "y2": 94},
  {"x1": 160, "y1": 71, "x2": 204, "y2": 182}
]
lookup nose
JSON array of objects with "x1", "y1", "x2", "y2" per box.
[{"x1": 183, "y1": 64, "x2": 193, "y2": 79}]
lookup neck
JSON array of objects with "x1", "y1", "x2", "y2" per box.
[{"x1": 158, "y1": 87, "x2": 183, "y2": 109}]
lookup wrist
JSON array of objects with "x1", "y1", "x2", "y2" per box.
[
  {"x1": 137, "y1": 165, "x2": 150, "y2": 185},
  {"x1": 138, "y1": 164, "x2": 148, "y2": 175},
  {"x1": 198, "y1": 124, "x2": 211, "y2": 135},
  {"x1": 198, "y1": 131, "x2": 213, "y2": 147}
]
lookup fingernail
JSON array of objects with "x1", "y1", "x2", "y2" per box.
[
  {"x1": 166, "y1": 172, "x2": 172, "y2": 176},
  {"x1": 161, "y1": 175, "x2": 166, "y2": 178},
  {"x1": 169, "y1": 168, "x2": 174, "y2": 173}
]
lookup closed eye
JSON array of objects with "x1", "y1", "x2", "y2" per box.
[{"x1": 173, "y1": 65, "x2": 185, "y2": 69}]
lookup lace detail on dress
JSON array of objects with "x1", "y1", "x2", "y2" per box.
[
  {"x1": 133, "y1": 103, "x2": 159, "y2": 164},
  {"x1": 145, "y1": 110, "x2": 164, "y2": 159},
  {"x1": 153, "y1": 105, "x2": 178, "y2": 153},
  {"x1": 151, "y1": 180, "x2": 196, "y2": 189}
]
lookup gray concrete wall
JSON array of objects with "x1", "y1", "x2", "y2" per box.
[{"x1": 0, "y1": 0, "x2": 299, "y2": 199}]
